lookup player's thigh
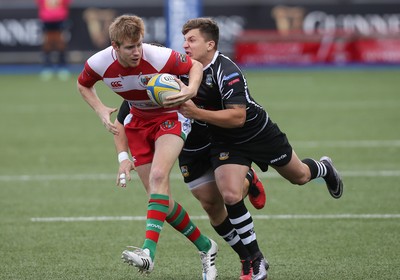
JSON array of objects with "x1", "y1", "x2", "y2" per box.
[
  {"x1": 272, "y1": 150, "x2": 309, "y2": 183},
  {"x1": 191, "y1": 180, "x2": 226, "y2": 225},
  {"x1": 191, "y1": 181, "x2": 223, "y2": 206},
  {"x1": 214, "y1": 164, "x2": 248, "y2": 203},
  {"x1": 153, "y1": 134, "x2": 184, "y2": 171}
]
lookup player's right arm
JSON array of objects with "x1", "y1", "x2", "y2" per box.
[
  {"x1": 77, "y1": 57, "x2": 119, "y2": 135},
  {"x1": 76, "y1": 81, "x2": 118, "y2": 134}
]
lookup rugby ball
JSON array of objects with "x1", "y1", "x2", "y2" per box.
[{"x1": 146, "y1": 73, "x2": 180, "y2": 106}]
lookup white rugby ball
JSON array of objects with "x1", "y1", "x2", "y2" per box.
[{"x1": 146, "y1": 73, "x2": 180, "y2": 106}]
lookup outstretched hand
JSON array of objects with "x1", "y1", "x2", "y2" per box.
[
  {"x1": 98, "y1": 107, "x2": 118, "y2": 134},
  {"x1": 116, "y1": 159, "x2": 136, "y2": 187}
]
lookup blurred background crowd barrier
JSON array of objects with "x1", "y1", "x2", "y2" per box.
[{"x1": 1, "y1": 0, "x2": 399, "y2": 67}]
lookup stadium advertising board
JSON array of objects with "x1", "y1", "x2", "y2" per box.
[
  {"x1": 0, "y1": 3, "x2": 399, "y2": 64},
  {"x1": 235, "y1": 4, "x2": 400, "y2": 65}
]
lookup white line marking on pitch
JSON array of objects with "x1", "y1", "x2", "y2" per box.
[
  {"x1": 293, "y1": 140, "x2": 400, "y2": 148},
  {"x1": 1, "y1": 170, "x2": 400, "y2": 183},
  {"x1": 30, "y1": 214, "x2": 400, "y2": 223}
]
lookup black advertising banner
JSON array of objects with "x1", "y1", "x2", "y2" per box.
[{"x1": 0, "y1": 3, "x2": 399, "y2": 64}]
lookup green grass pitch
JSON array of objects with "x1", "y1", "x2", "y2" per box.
[{"x1": 0, "y1": 68, "x2": 399, "y2": 279}]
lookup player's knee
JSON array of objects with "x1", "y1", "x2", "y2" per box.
[
  {"x1": 288, "y1": 172, "x2": 309, "y2": 186},
  {"x1": 149, "y1": 167, "x2": 169, "y2": 187},
  {"x1": 222, "y1": 192, "x2": 243, "y2": 205},
  {"x1": 202, "y1": 202, "x2": 222, "y2": 217}
]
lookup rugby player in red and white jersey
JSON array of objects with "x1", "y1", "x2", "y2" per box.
[{"x1": 77, "y1": 15, "x2": 218, "y2": 279}]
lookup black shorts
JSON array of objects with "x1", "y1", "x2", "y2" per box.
[
  {"x1": 178, "y1": 145, "x2": 212, "y2": 183},
  {"x1": 42, "y1": 21, "x2": 65, "y2": 31},
  {"x1": 210, "y1": 118, "x2": 293, "y2": 172}
]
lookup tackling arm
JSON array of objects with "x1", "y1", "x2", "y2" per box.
[{"x1": 179, "y1": 100, "x2": 246, "y2": 128}]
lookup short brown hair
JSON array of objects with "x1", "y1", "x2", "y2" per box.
[
  {"x1": 109, "y1": 15, "x2": 145, "y2": 46},
  {"x1": 182, "y1": 17, "x2": 219, "y2": 48}
]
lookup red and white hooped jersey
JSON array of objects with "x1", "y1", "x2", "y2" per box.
[{"x1": 77, "y1": 43, "x2": 193, "y2": 117}]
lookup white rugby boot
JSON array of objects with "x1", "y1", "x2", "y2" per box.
[
  {"x1": 199, "y1": 239, "x2": 218, "y2": 280},
  {"x1": 122, "y1": 246, "x2": 154, "y2": 274}
]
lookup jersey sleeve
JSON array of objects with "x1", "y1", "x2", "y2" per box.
[
  {"x1": 77, "y1": 61, "x2": 103, "y2": 88},
  {"x1": 164, "y1": 50, "x2": 193, "y2": 76},
  {"x1": 219, "y1": 61, "x2": 247, "y2": 105}
]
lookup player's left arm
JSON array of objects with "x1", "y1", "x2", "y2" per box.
[
  {"x1": 114, "y1": 101, "x2": 135, "y2": 187},
  {"x1": 179, "y1": 63, "x2": 247, "y2": 128}
]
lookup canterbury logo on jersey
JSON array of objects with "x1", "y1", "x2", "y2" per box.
[{"x1": 110, "y1": 81, "x2": 123, "y2": 88}]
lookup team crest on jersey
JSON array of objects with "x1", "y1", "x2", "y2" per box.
[
  {"x1": 219, "y1": 152, "x2": 230, "y2": 161},
  {"x1": 139, "y1": 74, "x2": 152, "y2": 88},
  {"x1": 206, "y1": 74, "x2": 213, "y2": 88},
  {"x1": 180, "y1": 165, "x2": 189, "y2": 177},
  {"x1": 161, "y1": 120, "x2": 176, "y2": 130}
]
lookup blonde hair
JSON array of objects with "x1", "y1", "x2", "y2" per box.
[{"x1": 109, "y1": 15, "x2": 145, "y2": 46}]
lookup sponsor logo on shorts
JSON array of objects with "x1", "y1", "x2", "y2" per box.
[
  {"x1": 270, "y1": 153, "x2": 287, "y2": 164},
  {"x1": 161, "y1": 120, "x2": 176, "y2": 130},
  {"x1": 180, "y1": 166, "x2": 189, "y2": 177},
  {"x1": 219, "y1": 152, "x2": 230, "y2": 161}
]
